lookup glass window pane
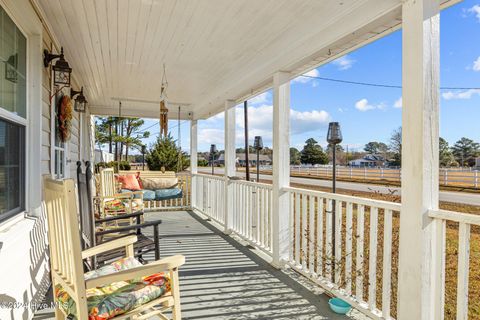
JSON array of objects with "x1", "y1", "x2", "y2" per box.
[
  {"x1": 0, "y1": 6, "x2": 27, "y2": 118},
  {"x1": 0, "y1": 118, "x2": 25, "y2": 219}
]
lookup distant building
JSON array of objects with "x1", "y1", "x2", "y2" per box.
[
  {"x1": 216, "y1": 153, "x2": 272, "y2": 166},
  {"x1": 349, "y1": 154, "x2": 385, "y2": 167}
]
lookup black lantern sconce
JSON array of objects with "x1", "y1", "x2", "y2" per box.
[
  {"x1": 210, "y1": 144, "x2": 217, "y2": 175},
  {"x1": 43, "y1": 47, "x2": 72, "y2": 87},
  {"x1": 4, "y1": 54, "x2": 17, "y2": 83},
  {"x1": 71, "y1": 87, "x2": 87, "y2": 113},
  {"x1": 253, "y1": 136, "x2": 263, "y2": 182}
]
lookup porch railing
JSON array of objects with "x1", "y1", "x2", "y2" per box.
[
  {"x1": 231, "y1": 179, "x2": 273, "y2": 255},
  {"x1": 283, "y1": 186, "x2": 401, "y2": 319},
  {"x1": 192, "y1": 174, "x2": 226, "y2": 224},
  {"x1": 192, "y1": 174, "x2": 405, "y2": 319},
  {"x1": 428, "y1": 209, "x2": 480, "y2": 319}
]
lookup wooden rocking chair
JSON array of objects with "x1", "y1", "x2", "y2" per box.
[
  {"x1": 43, "y1": 177, "x2": 184, "y2": 319},
  {"x1": 77, "y1": 162, "x2": 161, "y2": 268},
  {"x1": 97, "y1": 168, "x2": 144, "y2": 218}
]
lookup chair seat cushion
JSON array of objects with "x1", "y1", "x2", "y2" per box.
[
  {"x1": 55, "y1": 257, "x2": 171, "y2": 320},
  {"x1": 105, "y1": 197, "x2": 144, "y2": 215},
  {"x1": 154, "y1": 188, "x2": 183, "y2": 201}
]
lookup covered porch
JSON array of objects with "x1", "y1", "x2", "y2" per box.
[{"x1": 0, "y1": 0, "x2": 478, "y2": 319}]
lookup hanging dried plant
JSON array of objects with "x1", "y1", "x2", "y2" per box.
[{"x1": 57, "y1": 95, "x2": 73, "y2": 142}]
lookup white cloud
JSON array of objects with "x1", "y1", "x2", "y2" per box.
[
  {"x1": 354, "y1": 98, "x2": 385, "y2": 111},
  {"x1": 236, "y1": 105, "x2": 330, "y2": 136},
  {"x1": 473, "y1": 57, "x2": 480, "y2": 71},
  {"x1": 248, "y1": 92, "x2": 271, "y2": 106},
  {"x1": 332, "y1": 55, "x2": 355, "y2": 70},
  {"x1": 293, "y1": 69, "x2": 320, "y2": 84},
  {"x1": 468, "y1": 5, "x2": 480, "y2": 22},
  {"x1": 198, "y1": 128, "x2": 224, "y2": 145},
  {"x1": 394, "y1": 97, "x2": 402, "y2": 108},
  {"x1": 442, "y1": 89, "x2": 480, "y2": 100}
]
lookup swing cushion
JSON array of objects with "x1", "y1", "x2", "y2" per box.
[
  {"x1": 55, "y1": 257, "x2": 171, "y2": 320},
  {"x1": 154, "y1": 188, "x2": 183, "y2": 201}
]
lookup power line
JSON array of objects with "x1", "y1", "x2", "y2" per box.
[{"x1": 298, "y1": 74, "x2": 480, "y2": 90}]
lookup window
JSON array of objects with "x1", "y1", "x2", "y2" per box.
[
  {"x1": 0, "y1": 5, "x2": 26, "y2": 221},
  {"x1": 0, "y1": 119, "x2": 25, "y2": 219},
  {"x1": 0, "y1": 6, "x2": 27, "y2": 118}
]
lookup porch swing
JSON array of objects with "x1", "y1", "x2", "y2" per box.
[{"x1": 118, "y1": 66, "x2": 185, "y2": 206}]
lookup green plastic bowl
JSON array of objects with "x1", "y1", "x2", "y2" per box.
[{"x1": 328, "y1": 298, "x2": 351, "y2": 314}]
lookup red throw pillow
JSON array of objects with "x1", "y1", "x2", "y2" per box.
[{"x1": 118, "y1": 174, "x2": 142, "y2": 191}]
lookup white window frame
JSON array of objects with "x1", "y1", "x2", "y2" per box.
[{"x1": 0, "y1": 0, "x2": 43, "y2": 224}]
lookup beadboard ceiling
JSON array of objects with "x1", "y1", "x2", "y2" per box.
[{"x1": 35, "y1": 0, "x2": 457, "y2": 120}]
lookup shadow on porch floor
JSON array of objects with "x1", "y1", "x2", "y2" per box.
[{"x1": 34, "y1": 210, "x2": 366, "y2": 320}]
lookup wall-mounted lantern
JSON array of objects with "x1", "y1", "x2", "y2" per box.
[
  {"x1": 43, "y1": 47, "x2": 72, "y2": 86},
  {"x1": 71, "y1": 87, "x2": 87, "y2": 113}
]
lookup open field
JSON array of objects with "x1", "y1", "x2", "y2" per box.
[{"x1": 237, "y1": 166, "x2": 480, "y2": 191}]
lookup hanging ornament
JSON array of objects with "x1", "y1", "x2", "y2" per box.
[
  {"x1": 159, "y1": 64, "x2": 169, "y2": 137},
  {"x1": 57, "y1": 95, "x2": 73, "y2": 142}
]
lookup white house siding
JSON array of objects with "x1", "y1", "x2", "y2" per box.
[{"x1": 0, "y1": 1, "x2": 81, "y2": 319}]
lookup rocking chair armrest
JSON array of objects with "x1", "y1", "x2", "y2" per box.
[
  {"x1": 85, "y1": 255, "x2": 186, "y2": 289},
  {"x1": 94, "y1": 194, "x2": 133, "y2": 200},
  {"x1": 95, "y1": 211, "x2": 144, "y2": 223},
  {"x1": 81, "y1": 235, "x2": 138, "y2": 259},
  {"x1": 95, "y1": 220, "x2": 162, "y2": 236}
]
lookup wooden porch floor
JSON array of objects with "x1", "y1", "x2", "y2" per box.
[{"x1": 34, "y1": 210, "x2": 364, "y2": 320}]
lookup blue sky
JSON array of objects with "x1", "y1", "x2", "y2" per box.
[{"x1": 133, "y1": 0, "x2": 480, "y2": 154}]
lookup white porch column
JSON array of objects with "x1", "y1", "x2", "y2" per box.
[
  {"x1": 398, "y1": 1, "x2": 440, "y2": 319},
  {"x1": 190, "y1": 120, "x2": 198, "y2": 208},
  {"x1": 272, "y1": 71, "x2": 291, "y2": 268},
  {"x1": 224, "y1": 100, "x2": 237, "y2": 233}
]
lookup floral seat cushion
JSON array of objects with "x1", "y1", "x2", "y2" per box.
[
  {"x1": 55, "y1": 257, "x2": 171, "y2": 320},
  {"x1": 104, "y1": 198, "x2": 144, "y2": 215}
]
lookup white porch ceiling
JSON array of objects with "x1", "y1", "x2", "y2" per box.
[{"x1": 35, "y1": 0, "x2": 456, "y2": 120}]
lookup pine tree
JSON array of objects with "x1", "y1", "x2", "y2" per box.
[
  {"x1": 145, "y1": 134, "x2": 189, "y2": 171},
  {"x1": 300, "y1": 138, "x2": 328, "y2": 165}
]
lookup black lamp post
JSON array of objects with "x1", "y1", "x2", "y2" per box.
[
  {"x1": 253, "y1": 136, "x2": 263, "y2": 182},
  {"x1": 327, "y1": 122, "x2": 343, "y2": 193},
  {"x1": 210, "y1": 144, "x2": 217, "y2": 175},
  {"x1": 43, "y1": 47, "x2": 72, "y2": 87},
  {"x1": 71, "y1": 87, "x2": 88, "y2": 112},
  {"x1": 141, "y1": 145, "x2": 147, "y2": 171},
  {"x1": 326, "y1": 122, "x2": 342, "y2": 279}
]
